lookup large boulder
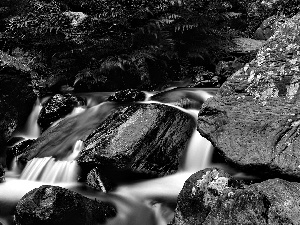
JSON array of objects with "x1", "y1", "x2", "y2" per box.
[
  {"x1": 172, "y1": 168, "x2": 243, "y2": 225},
  {"x1": 204, "y1": 178, "x2": 300, "y2": 224},
  {"x1": 38, "y1": 93, "x2": 86, "y2": 132},
  {"x1": 14, "y1": 185, "x2": 116, "y2": 225},
  {"x1": 173, "y1": 168, "x2": 300, "y2": 225},
  {"x1": 197, "y1": 13, "x2": 300, "y2": 179},
  {"x1": 78, "y1": 103, "x2": 196, "y2": 178}
]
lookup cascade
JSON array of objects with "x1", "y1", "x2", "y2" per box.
[
  {"x1": 0, "y1": 88, "x2": 219, "y2": 225},
  {"x1": 13, "y1": 98, "x2": 42, "y2": 139}
]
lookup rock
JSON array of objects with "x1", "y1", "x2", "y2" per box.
[
  {"x1": 106, "y1": 89, "x2": 146, "y2": 102},
  {"x1": 245, "y1": 0, "x2": 300, "y2": 35},
  {"x1": 253, "y1": 15, "x2": 286, "y2": 40},
  {"x1": 6, "y1": 139, "x2": 35, "y2": 168},
  {"x1": 0, "y1": 163, "x2": 5, "y2": 182},
  {"x1": 173, "y1": 169, "x2": 300, "y2": 224},
  {"x1": 86, "y1": 168, "x2": 110, "y2": 192},
  {"x1": 204, "y1": 178, "x2": 300, "y2": 224},
  {"x1": 38, "y1": 93, "x2": 86, "y2": 132},
  {"x1": 78, "y1": 103, "x2": 196, "y2": 178},
  {"x1": 172, "y1": 168, "x2": 243, "y2": 225},
  {"x1": 197, "y1": 13, "x2": 300, "y2": 179},
  {"x1": 14, "y1": 185, "x2": 116, "y2": 225},
  {"x1": 231, "y1": 38, "x2": 266, "y2": 54}
]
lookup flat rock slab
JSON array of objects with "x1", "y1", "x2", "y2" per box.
[{"x1": 198, "y1": 13, "x2": 300, "y2": 178}]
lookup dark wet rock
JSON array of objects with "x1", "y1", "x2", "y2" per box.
[
  {"x1": 197, "y1": 13, "x2": 300, "y2": 179},
  {"x1": 172, "y1": 168, "x2": 243, "y2": 225},
  {"x1": 106, "y1": 89, "x2": 146, "y2": 102},
  {"x1": 173, "y1": 169, "x2": 300, "y2": 225},
  {"x1": 78, "y1": 103, "x2": 196, "y2": 178},
  {"x1": 0, "y1": 163, "x2": 5, "y2": 182},
  {"x1": 10, "y1": 139, "x2": 35, "y2": 157},
  {"x1": 6, "y1": 139, "x2": 35, "y2": 168},
  {"x1": 14, "y1": 185, "x2": 116, "y2": 225},
  {"x1": 86, "y1": 168, "x2": 111, "y2": 192},
  {"x1": 38, "y1": 93, "x2": 86, "y2": 132}
]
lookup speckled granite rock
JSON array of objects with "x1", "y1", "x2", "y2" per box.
[
  {"x1": 173, "y1": 169, "x2": 300, "y2": 225},
  {"x1": 245, "y1": 0, "x2": 298, "y2": 35},
  {"x1": 172, "y1": 168, "x2": 243, "y2": 225},
  {"x1": 198, "y1": 13, "x2": 300, "y2": 179},
  {"x1": 14, "y1": 185, "x2": 116, "y2": 225},
  {"x1": 78, "y1": 103, "x2": 196, "y2": 177},
  {"x1": 38, "y1": 93, "x2": 86, "y2": 132},
  {"x1": 253, "y1": 14, "x2": 286, "y2": 40}
]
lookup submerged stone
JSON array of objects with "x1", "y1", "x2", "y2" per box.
[
  {"x1": 38, "y1": 93, "x2": 86, "y2": 132},
  {"x1": 106, "y1": 89, "x2": 146, "y2": 102},
  {"x1": 14, "y1": 185, "x2": 116, "y2": 225},
  {"x1": 198, "y1": 13, "x2": 300, "y2": 179}
]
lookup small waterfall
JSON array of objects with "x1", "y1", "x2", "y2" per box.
[
  {"x1": 182, "y1": 130, "x2": 213, "y2": 171},
  {"x1": 0, "y1": 88, "x2": 219, "y2": 225},
  {"x1": 13, "y1": 98, "x2": 42, "y2": 139},
  {"x1": 19, "y1": 140, "x2": 83, "y2": 183}
]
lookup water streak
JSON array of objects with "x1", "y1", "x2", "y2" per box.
[
  {"x1": 20, "y1": 157, "x2": 79, "y2": 183},
  {"x1": 13, "y1": 98, "x2": 42, "y2": 139}
]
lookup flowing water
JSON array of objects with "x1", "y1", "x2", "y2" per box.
[{"x1": 0, "y1": 88, "x2": 220, "y2": 225}]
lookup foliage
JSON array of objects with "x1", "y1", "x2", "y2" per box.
[{"x1": 0, "y1": 0, "x2": 253, "y2": 92}]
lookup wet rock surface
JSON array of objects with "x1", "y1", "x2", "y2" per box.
[
  {"x1": 38, "y1": 93, "x2": 86, "y2": 132},
  {"x1": 78, "y1": 103, "x2": 196, "y2": 177},
  {"x1": 106, "y1": 89, "x2": 146, "y2": 102},
  {"x1": 14, "y1": 185, "x2": 116, "y2": 225},
  {"x1": 6, "y1": 139, "x2": 35, "y2": 168},
  {"x1": 173, "y1": 168, "x2": 300, "y2": 225},
  {"x1": 198, "y1": 13, "x2": 300, "y2": 179}
]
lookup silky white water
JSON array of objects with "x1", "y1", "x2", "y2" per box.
[{"x1": 0, "y1": 88, "x2": 217, "y2": 225}]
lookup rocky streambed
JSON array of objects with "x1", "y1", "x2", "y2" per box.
[{"x1": 2, "y1": 2, "x2": 300, "y2": 225}]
